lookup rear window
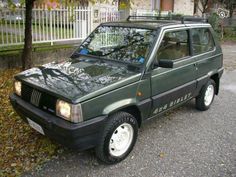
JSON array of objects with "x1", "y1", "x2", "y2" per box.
[{"x1": 191, "y1": 28, "x2": 215, "y2": 55}]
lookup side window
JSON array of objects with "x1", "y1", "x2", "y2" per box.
[
  {"x1": 191, "y1": 28, "x2": 214, "y2": 55},
  {"x1": 156, "y1": 30, "x2": 189, "y2": 61}
]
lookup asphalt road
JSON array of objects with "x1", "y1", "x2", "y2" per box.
[{"x1": 23, "y1": 45, "x2": 236, "y2": 177}]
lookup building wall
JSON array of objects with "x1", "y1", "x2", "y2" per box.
[
  {"x1": 131, "y1": 0, "x2": 152, "y2": 10},
  {"x1": 88, "y1": 0, "x2": 194, "y2": 16},
  {"x1": 173, "y1": 0, "x2": 194, "y2": 15},
  {"x1": 141, "y1": 0, "x2": 194, "y2": 15}
]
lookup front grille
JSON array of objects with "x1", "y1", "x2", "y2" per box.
[
  {"x1": 30, "y1": 89, "x2": 41, "y2": 107},
  {"x1": 22, "y1": 84, "x2": 33, "y2": 102},
  {"x1": 21, "y1": 83, "x2": 57, "y2": 114},
  {"x1": 41, "y1": 92, "x2": 57, "y2": 113}
]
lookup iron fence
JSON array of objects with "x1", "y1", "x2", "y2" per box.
[{"x1": 0, "y1": 6, "x2": 120, "y2": 46}]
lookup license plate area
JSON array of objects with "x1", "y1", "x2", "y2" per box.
[{"x1": 27, "y1": 118, "x2": 45, "y2": 135}]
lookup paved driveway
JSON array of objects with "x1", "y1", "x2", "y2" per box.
[{"x1": 23, "y1": 44, "x2": 236, "y2": 177}]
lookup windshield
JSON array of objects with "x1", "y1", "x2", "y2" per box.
[{"x1": 75, "y1": 25, "x2": 156, "y2": 65}]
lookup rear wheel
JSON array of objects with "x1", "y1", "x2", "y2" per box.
[
  {"x1": 95, "y1": 112, "x2": 138, "y2": 164},
  {"x1": 196, "y1": 79, "x2": 216, "y2": 111}
]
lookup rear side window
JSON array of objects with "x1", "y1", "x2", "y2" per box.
[
  {"x1": 191, "y1": 28, "x2": 215, "y2": 55},
  {"x1": 157, "y1": 30, "x2": 189, "y2": 61}
]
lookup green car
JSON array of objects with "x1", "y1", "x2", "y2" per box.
[{"x1": 10, "y1": 16, "x2": 223, "y2": 164}]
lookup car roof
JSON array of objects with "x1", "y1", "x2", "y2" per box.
[
  {"x1": 102, "y1": 21, "x2": 178, "y2": 29},
  {"x1": 101, "y1": 18, "x2": 211, "y2": 30}
]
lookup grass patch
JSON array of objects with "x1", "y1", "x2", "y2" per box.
[
  {"x1": 0, "y1": 69, "x2": 63, "y2": 177},
  {"x1": 222, "y1": 35, "x2": 236, "y2": 42},
  {"x1": 221, "y1": 27, "x2": 236, "y2": 42},
  {"x1": 0, "y1": 22, "x2": 75, "y2": 43},
  {"x1": 0, "y1": 43, "x2": 52, "y2": 51}
]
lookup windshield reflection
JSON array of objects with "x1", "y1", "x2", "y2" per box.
[{"x1": 76, "y1": 26, "x2": 156, "y2": 65}]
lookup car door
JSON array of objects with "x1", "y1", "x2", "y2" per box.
[
  {"x1": 150, "y1": 28, "x2": 197, "y2": 116},
  {"x1": 191, "y1": 27, "x2": 223, "y2": 79}
]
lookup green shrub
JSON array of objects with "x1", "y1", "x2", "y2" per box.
[
  {"x1": 224, "y1": 27, "x2": 236, "y2": 37},
  {"x1": 208, "y1": 12, "x2": 222, "y2": 38},
  {"x1": 223, "y1": 27, "x2": 236, "y2": 41}
]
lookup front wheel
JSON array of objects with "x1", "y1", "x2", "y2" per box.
[
  {"x1": 196, "y1": 79, "x2": 216, "y2": 111},
  {"x1": 95, "y1": 112, "x2": 138, "y2": 164}
]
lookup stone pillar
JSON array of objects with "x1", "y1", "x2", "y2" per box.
[
  {"x1": 152, "y1": 0, "x2": 161, "y2": 11},
  {"x1": 118, "y1": 0, "x2": 130, "y2": 20}
]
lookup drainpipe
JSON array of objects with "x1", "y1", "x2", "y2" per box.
[
  {"x1": 156, "y1": 0, "x2": 161, "y2": 11},
  {"x1": 172, "y1": 0, "x2": 175, "y2": 13}
]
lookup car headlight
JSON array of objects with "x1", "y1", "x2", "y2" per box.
[
  {"x1": 56, "y1": 100, "x2": 83, "y2": 123},
  {"x1": 14, "y1": 81, "x2": 22, "y2": 96}
]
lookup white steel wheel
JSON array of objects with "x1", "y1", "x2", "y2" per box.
[
  {"x1": 196, "y1": 79, "x2": 216, "y2": 111},
  {"x1": 95, "y1": 112, "x2": 138, "y2": 164},
  {"x1": 109, "y1": 123, "x2": 134, "y2": 157},
  {"x1": 204, "y1": 84, "x2": 214, "y2": 106}
]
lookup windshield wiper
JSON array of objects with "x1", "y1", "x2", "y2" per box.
[
  {"x1": 101, "y1": 37, "x2": 144, "y2": 57},
  {"x1": 71, "y1": 50, "x2": 144, "y2": 72}
]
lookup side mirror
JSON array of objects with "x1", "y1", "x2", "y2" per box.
[{"x1": 158, "y1": 59, "x2": 174, "y2": 68}]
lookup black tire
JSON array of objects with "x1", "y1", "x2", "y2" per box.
[
  {"x1": 95, "y1": 112, "x2": 138, "y2": 164},
  {"x1": 196, "y1": 79, "x2": 216, "y2": 111}
]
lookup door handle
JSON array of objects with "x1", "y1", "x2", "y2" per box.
[{"x1": 194, "y1": 63, "x2": 198, "y2": 70}]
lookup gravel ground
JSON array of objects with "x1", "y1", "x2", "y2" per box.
[
  {"x1": 23, "y1": 44, "x2": 236, "y2": 177},
  {"x1": 222, "y1": 43, "x2": 236, "y2": 71}
]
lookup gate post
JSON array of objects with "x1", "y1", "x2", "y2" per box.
[{"x1": 50, "y1": 9, "x2": 53, "y2": 46}]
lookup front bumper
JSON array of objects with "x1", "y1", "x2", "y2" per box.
[{"x1": 10, "y1": 94, "x2": 107, "y2": 150}]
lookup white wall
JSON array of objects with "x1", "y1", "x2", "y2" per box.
[
  {"x1": 131, "y1": 0, "x2": 152, "y2": 10},
  {"x1": 173, "y1": 0, "x2": 194, "y2": 15}
]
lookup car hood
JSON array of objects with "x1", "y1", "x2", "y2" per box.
[{"x1": 16, "y1": 58, "x2": 140, "y2": 103}]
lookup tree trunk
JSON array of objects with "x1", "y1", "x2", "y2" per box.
[
  {"x1": 201, "y1": 0, "x2": 209, "y2": 14},
  {"x1": 229, "y1": 4, "x2": 234, "y2": 18},
  {"x1": 21, "y1": 0, "x2": 35, "y2": 70}
]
